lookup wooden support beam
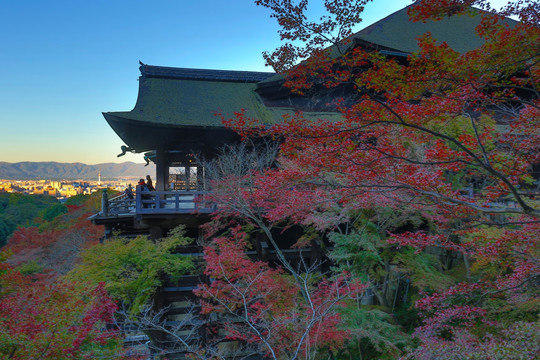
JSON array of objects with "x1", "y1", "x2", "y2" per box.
[
  {"x1": 184, "y1": 166, "x2": 190, "y2": 190},
  {"x1": 197, "y1": 166, "x2": 204, "y2": 190},
  {"x1": 155, "y1": 149, "x2": 168, "y2": 191}
]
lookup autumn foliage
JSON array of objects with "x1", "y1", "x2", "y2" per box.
[
  {"x1": 205, "y1": 0, "x2": 540, "y2": 357},
  {"x1": 0, "y1": 0, "x2": 538, "y2": 358},
  {"x1": 0, "y1": 260, "x2": 122, "y2": 359},
  {"x1": 3, "y1": 193, "x2": 102, "y2": 274},
  {"x1": 195, "y1": 226, "x2": 366, "y2": 358},
  {"x1": 0, "y1": 194, "x2": 133, "y2": 359}
]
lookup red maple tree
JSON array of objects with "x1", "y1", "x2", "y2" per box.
[
  {"x1": 195, "y1": 226, "x2": 365, "y2": 359},
  {"x1": 0, "y1": 259, "x2": 123, "y2": 359},
  {"x1": 208, "y1": 0, "x2": 539, "y2": 356}
]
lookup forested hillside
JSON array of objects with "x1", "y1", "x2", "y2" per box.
[
  {"x1": 0, "y1": 193, "x2": 67, "y2": 248},
  {"x1": 1, "y1": 193, "x2": 102, "y2": 271}
]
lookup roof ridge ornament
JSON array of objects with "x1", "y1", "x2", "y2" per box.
[{"x1": 139, "y1": 63, "x2": 275, "y2": 82}]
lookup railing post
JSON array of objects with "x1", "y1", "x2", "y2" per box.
[
  {"x1": 136, "y1": 188, "x2": 142, "y2": 213},
  {"x1": 101, "y1": 189, "x2": 108, "y2": 216}
]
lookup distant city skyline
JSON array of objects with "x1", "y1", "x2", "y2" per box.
[{"x1": 0, "y1": 0, "x2": 509, "y2": 165}]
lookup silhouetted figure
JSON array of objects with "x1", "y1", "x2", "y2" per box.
[
  {"x1": 137, "y1": 179, "x2": 150, "y2": 208},
  {"x1": 146, "y1": 175, "x2": 154, "y2": 191},
  {"x1": 137, "y1": 179, "x2": 147, "y2": 190},
  {"x1": 125, "y1": 184, "x2": 134, "y2": 199}
]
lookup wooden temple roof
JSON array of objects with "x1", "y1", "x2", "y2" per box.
[
  {"x1": 103, "y1": 65, "x2": 342, "y2": 153},
  {"x1": 256, "y1": 6, "x2": 518, "y2": 88},
  {"x1": 104, "y1": 6, "x2": 515, "y2": 154},
  {"x1": 349, "y1": 5, "x2": 516, "y2": 54}
]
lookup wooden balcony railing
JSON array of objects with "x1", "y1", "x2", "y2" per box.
[
  {"x1": 99, "y1": 190, "x2": 215, "y2": 217},
  {"x1": 135, "y1": 190, "x2": 216, "y2": 214}
]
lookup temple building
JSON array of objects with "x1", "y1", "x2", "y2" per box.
[
  {"x1": 92, "y1": 5, "x2": 520, "y2": 358},
  {"x1": 99, "y1": 4, "x2": 512, "y2": 192},
  {"x1": 95, "y1": 5, "x2": 512, "y2": 234}
]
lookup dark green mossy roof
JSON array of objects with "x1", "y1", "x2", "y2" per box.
[
  {"x1": 352, "y1": 6, "x2": 516, "y2": 54},
  {"x1": 113, "y1": 77, "x2": 274, "y2": 126},
  {"x1": 105, "y1": 6, "x2": 518, "y2": 145},
  {"x1": 105, "y1": 76, "x2": 342, "y2": 129},
  {"x1": 257, "y1": 6, "x2": 518, "y2": 86}
]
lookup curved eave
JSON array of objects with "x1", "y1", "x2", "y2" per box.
[{"x1": 103, "y1": 112, "x2": 239, "y2": 156}]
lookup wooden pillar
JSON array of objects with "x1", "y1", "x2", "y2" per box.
[
  {"x1": 254, "y1": 232, "x2": 269, "y2": 262},
  {"x1": 155, "y1": 149, "x2": 168, "y2": 191},
  {"x1": 197, "y1": 166, "x2": 204, "y2": 190},
  {"x1": 101, "y1": 189, "x2": 108, "y2": 216},
  {"x1": 184, "y1": 165, "x2": 190, "y2": 190},
  {"x1": 101, "y1": 226, "x2": 112, "y2": 243}
]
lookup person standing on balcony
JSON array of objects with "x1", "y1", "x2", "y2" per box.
[
  {"x1": 137, "y1": 179, "x2": 147, "y2": 190},
  {"x1": 146, "y1": 175, "x2": 154, "y2": 191},
  {"x1": 125, "y1": 184, "x2": 134, "y2": 199},
  {"x1": 137, "y1": 178, "x2": 150, "y2": 208}
]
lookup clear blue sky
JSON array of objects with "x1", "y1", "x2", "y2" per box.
[{"x1": 0, "y1": 0, "x2": 508, "y2": 165}]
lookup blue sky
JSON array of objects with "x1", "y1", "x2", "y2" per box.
[{"x1": 0, "y1": 0, "x2": 508, "y2": 165}]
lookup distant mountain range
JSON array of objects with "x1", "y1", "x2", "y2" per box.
[{"x1": 0, "y1": 161, "x2": 156, "y2": 180}]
